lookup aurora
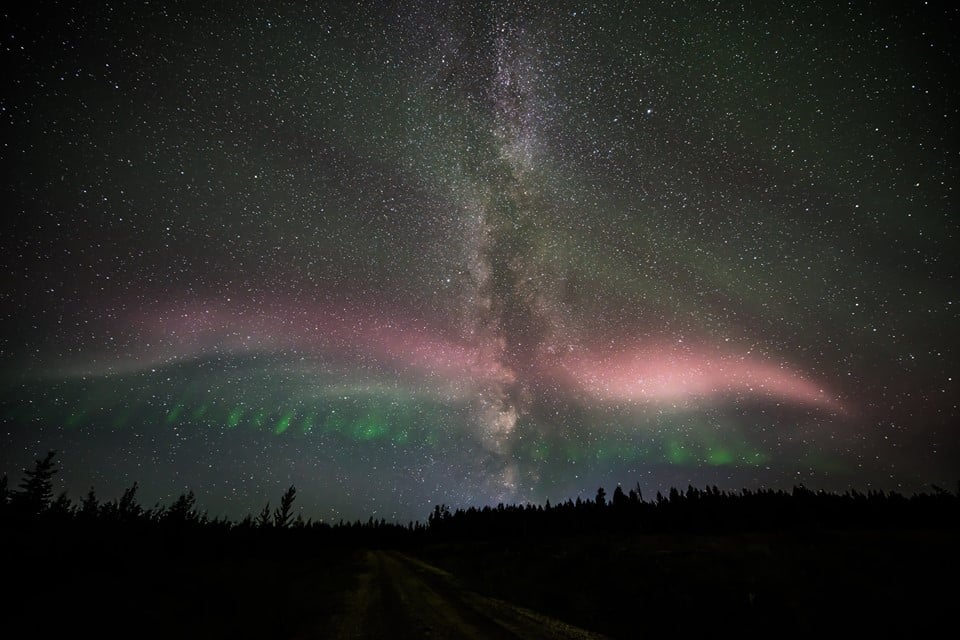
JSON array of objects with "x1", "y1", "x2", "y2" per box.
[{"x1": 1, "y1": 1, "x2": 956, "y2": 521}]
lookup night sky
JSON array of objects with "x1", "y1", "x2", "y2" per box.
[{"x1": 2, "y1": 2, "x2": 957, "y2": 522}]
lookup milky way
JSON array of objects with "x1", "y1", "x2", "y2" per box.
[{"x1": 1, "y1": 2, "x2": 957, "y2": 521}]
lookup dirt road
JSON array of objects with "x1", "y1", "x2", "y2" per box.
[{"x1": 330, "y1": 550, "x2": 608, "y2": 639}]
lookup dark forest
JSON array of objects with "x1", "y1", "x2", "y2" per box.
[{"x1": 3, "y1": 452, "x2": 956, "y2": 638}]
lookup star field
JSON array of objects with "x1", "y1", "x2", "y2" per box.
[{"x1": 1, "y1": 2, "x2": 957, "y2": 521}]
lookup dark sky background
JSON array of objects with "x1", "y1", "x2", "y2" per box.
[{"x1": 1, "y1": 1, "x2": 957, "y2": 522}]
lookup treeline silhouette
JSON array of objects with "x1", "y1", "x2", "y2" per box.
[
  {"x1": 1, "y1": 451, "x2": 415, "y2": 548},
  {"x1": 2, "y1": 452, "x2": 957, "y2": 544},
  {"x1": 427, "y1": 482, "x2": 959, "y2": 540}
]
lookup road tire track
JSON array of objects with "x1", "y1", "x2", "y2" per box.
[{"x1": 332, "y1": 550, "x2": 607, "y2": 639}]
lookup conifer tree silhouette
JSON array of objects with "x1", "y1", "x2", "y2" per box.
[
  {"x1": 165, "y1": 491, "x2": 198, "y2": 525},
  {"x1": 49, "y1": 491, "x2": 72, "y2": 518},
  {"x1": 612, "y1": 486, "x2": 627, "y2": 507},
  {"x1": 0, "y1": 474, "x2": 8, "y2": 513},
  {"x1": 273, "y1": 485, "x2": 296, "y2": 529},
  {"x1": 118, "y1": 483, "x2": 142, "y2": 521},
  {"x1": 14, "y1": 451, "x2": 58, "y2": 515},
  {"x1": 80, "y1": 487, "x2": 99, "y2": 520},
  {"x1": 257, "y1": 502, "x2": 272, "y2": 528}
]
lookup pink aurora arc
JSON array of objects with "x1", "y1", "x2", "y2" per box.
[
  {"x1": 549, "y1": 343, "x2": 841, "y2": 410},
  {"x1": 74, "y1": 300, "x2": 842, "y2": 411}
]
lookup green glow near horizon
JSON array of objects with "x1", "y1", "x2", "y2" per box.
[
  {"x1": 191, "y1": 404, "x2": 209, "y2": 420},
  {"x1": 5, "y1": 372, "x2": 826, "y2": 481},
  {"x1": 275, "y1": 411, "x2": 293, "y2": 435},
  {"x1": 166, "y1": 404, "x2": 183, "y2": 424},
  {"x1": 707, "y1": 448, "x2": 734, "y2": 466},
  {"x1": 666, "y1": 440, "x2": 693, "y2": 464}
]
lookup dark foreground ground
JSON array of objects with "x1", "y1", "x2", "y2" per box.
[
  {"x1": 3, "y1": 527, "x2": 956, "y2": 638},
  {"x1": 417, "y1": 529, "x2": 959, "y2": 637}
]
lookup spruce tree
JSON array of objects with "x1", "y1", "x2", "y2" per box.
[
  {"x1": 14, "y1": 451, "x2": 58, "y2": 515},
  {"x1": 273, "y1": 485, "x2": 296, "y2": 529}
]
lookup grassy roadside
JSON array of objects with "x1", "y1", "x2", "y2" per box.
[
  {"x1": 3, "y1": 525, "x2": 366, "y2": 638},
  {"x1": 413, "y1": 529, "x2": 958, "y2": 638}
]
